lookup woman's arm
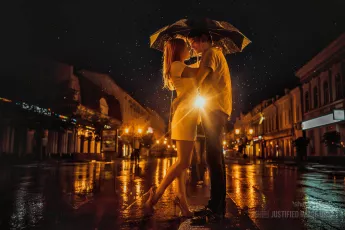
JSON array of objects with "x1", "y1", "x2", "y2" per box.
[{"x1": 181, "y1": 66, "x2": 199, "y2": 78}]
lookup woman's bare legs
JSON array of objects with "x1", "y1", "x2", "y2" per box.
[
  {"x1": 145, "y1": 140, "x2": 194, "y2": 212},
  {"x1": 176, "y1": 168, "x2": 193, "y2": 216}
]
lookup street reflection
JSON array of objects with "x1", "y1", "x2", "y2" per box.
[
  {"x1": 1, "y1": 160, "x2": 345, "y2": 229},
  {"x1": 10, "y1": 179, "x2": 44, "y2": 229}
]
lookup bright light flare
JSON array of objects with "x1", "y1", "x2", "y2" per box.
[{"x1": 194, "y1": 96, "x2": 206, "y2": 108}]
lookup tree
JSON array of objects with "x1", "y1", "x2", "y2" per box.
[
  {"x1": 292, "y1": 137, "x2": 310, "y2": 161},
  {"x1": 322, "y1": 131, "x2": 341, "y2": 154}
]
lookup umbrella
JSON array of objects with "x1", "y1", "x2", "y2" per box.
[{"x1": 150, "y1": 18, "x2": 251, "y2": 54}]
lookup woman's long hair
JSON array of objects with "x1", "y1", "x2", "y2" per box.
[{"x1": 162, "y1": 38, "x2": 186, "y2": 90}]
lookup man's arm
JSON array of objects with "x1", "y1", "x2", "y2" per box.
[
  {"x1": 195, "y1": 65, "x2": 212, "y2": 86},
  {"x1": 195, "y1": 48, "x2": 217, "y2": 86}
]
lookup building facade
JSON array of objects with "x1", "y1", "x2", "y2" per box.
[
  {"x1": 296, "y1": 33, "x2": 345, "y2": 159},
  {"x1": 0, "y1": 59, "x2": 165, "y2": 160},
  {"x1": 78, "y1": 70, "x2": 166, "y2": 157},
  {"x1": 231, "y1": 87, "x2": 303, "y2": 160},
  {"x1": 230, "y1": 33, "x2": 345, "y2": 161},
  {"x1": 0, "y1": 61, "x2": 123, "y2": 160}
]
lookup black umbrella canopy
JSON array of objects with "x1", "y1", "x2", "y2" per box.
[{"x1": 150, "y1": 18, "x2": 251, "y2": 55}]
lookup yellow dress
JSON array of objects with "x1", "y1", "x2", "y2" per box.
[{"x1": 170, "y1": 61, "x2": 199, "y2": 141}]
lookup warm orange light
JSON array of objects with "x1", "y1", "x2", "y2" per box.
[
  {"x1": 235, "y1": 129, "x2": 240, "y2": 135},
  {"x1": 249, "y1": 129, "x2": 254, "y2": 135},
  {"x1": 125, "y1": 128, "x2": 129, "y2": 134},
  {"x1": 0, "y1": 97, "x2": 12, "y2": 103},
  {"x1": 156, "y1": 140, "x2": 160, "y2": 144},
  {"x1": 138, "y1": 128, "x2": 142, "y2": 134},
  {"x1": 223, "y1": 141, "x2": 226, "y2": 145}
]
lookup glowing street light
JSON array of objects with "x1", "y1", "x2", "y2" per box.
[
  {"x1": 147, "y1": 127, "x2": 153, "y2": 133},
  {"x1": 125, "y1": 128, "x2": 129, "y2": 134},
  {"x1": 249, "y1": 129, "x2": 254, "y2": 135},
  {"x1": 194, "y1": 95, "x2": 206, "y2": 108},
  {"x1": 223, "y1": 141, "x2": 226, "y2": 145},
  {"x1": 138, "y1": 128, "x2": 142, "y2": 134},
  {"x1": 156, "y1": 140, "x2": 160, "y2": 144},
  {"x1": 235, "y1": 129, "x2": 240, "y2": 135}
]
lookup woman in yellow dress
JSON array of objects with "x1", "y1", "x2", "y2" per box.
[{"x1": 144, "y1": 38, "x2": 200, "y2": 217}]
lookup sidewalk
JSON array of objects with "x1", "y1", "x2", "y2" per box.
[
  {"x1": 173, "y1": 176, "x2": 259, "y2": 230},
  {"x1": 263, "y1": 159, "x2": 345, "y2": 176},
  {"x1": 303, "y1": 163, "x2": 345, "y2": 176},
  {"x1": 183, "y1": 191, "x2": 259, "y2": 229},
  {"x1": 118, "y1": 177, "x2": 259, "y2": 230},
  {"x1": 225, "y1": 157, "x2": 345, "y2": 176}
]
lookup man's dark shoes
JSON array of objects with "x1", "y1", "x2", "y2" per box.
[
  {"x1": 191, "y1": 208, "x2": 224, "y2": 225},
  {"x1": 193, "y1": 207, "x2": 211, "y2": 217}
]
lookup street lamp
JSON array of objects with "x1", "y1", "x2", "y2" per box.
[
  {"x1": 223, "y1": 141, "x2": 226, "y2": 145},
  {"x1": 125, "y1": 128, "x2": 129, "y2": 134},
  {"x1": 235, "y1": 129, "x2": 240, "y2": 135},
  {"x1": 249, "y1": 129, "x2": 254, "y2": 135},
  {"x1": 138, "y1": 128, "x2": 142, "y2": 134},
  {"x1": 156, "y1": 140, "x2": 160, "y2": 144}
]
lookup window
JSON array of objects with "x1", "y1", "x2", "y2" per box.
[
  {"x1": 335, "y1": 74, "x2": 342, "y2": 100},
  {"x1": 100, "y1": 98, "x2": 109, "y2": 115},
  {"x1": 313, "y1": 86, "x2": 318, "y2": 108},
  {"x1": 342, "y1": 62, "x2": 345, "y2": 95},
  {"x1": 305, "y1": 92, "x2": 310, "y2": 112},
  {"x1": 273, "y1": 115, "x2": 276, "y2": 130},
  {"x1": 323, "y1": 81, "x2": 329, "y2": 104}
]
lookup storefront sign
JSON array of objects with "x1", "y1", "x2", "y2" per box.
[
  {"x1": 253, "y1": 136, "x2": 263, "y2": 142},
  {"x1": 19, "y1": 102, "x2": 52, "y2": 116},
  {"x1": 102, "y1": 130, "x2": 116, "y2": 151},
  {"x1": 302, "y1": 110, "x2": 345, "y2": 130},
  {"x1": 333, "y1": 109, "x2": 345, "y2": 120}
]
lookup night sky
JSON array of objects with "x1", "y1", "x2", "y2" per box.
[{"x1": 1, "y1": 0, "x2": 345, "y2": 124}]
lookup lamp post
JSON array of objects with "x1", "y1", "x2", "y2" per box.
[
  {"x1": 246, "y1": 128, "x2": 254, "y2": 159},
  {"x1": 249, "y1": 128, "x2": 254, "y2": 135},
  {"x1": 235, "y1": 129, "x2": 240, "y2": 135}
]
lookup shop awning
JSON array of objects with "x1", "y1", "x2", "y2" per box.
[{"x1": 301, "y1": 110, "x2": 345, "y2": 130}]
